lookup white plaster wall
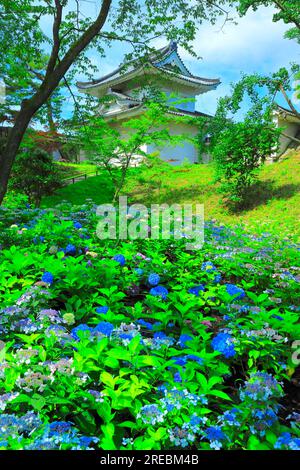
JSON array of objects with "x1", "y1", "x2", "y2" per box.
[
  {"x1": 110, "y1": 119, "x2": 200, "y2": 165},
  {"x1": 277, "y1": 118, "x2": 300, "y2": 155},
  {"x1": 146, "y1": 122, "x2": 199, "y2": 165}
]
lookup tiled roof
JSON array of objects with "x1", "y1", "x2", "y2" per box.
[
  {"x1": 77, "y1": 42, "x2": 220, "y2": 91},
  {"x1": 101, "y1": 101, "x2": 212, "y2": 120}
]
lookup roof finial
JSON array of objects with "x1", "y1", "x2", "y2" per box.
[{"x1": 170, "y1": 40, "x2": 177, "y2": 51}]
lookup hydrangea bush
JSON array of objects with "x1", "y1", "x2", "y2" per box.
[{"x1": 0, "y1": 200, "x2": 299, "y2": 450}]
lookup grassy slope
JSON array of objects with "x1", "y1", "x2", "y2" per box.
[{"x1": 43, "y1": 151, "x2": 300, "y2": 239}]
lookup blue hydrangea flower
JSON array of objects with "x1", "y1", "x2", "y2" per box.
[
  {"x1": 201, "y1": 261, "x2": 217, "y2": 272},
  {"x1": 178, "y1": 334, "x2": 192, "y2": 348},
  {"x1": 205, "y1": 425, "x2": 226, "y2": 449},
  {"x1": 211, "y1": 332, "x2": 236, "y2": 358},
  {"x1": 151, "y1": 331, "x2": 175, "y2": 348},
  {"x1": 169, "y1": 426, "x2": 195, "y2": 447},
  {"x1": 33, "y1": 236, "x2": 45, "y2": 245},
  {"x1": 183, "y1": 414, "x2": 206, "y2": 433},
  {"x1": 113, "y1": 254, "x2": 125, "y2": 266},
  {"x1": 148, "y1": 273, "x2": 160, "y2": 286},
  {"x1": 119, "y1": 333, "x2": 136, "y2": 341},
  {"x1": 78, "y1": 436, "x2": 97, "y2": 447},
  {"x1": 219, "y1": 408, "x2": 241, "y2": 426},
  {"x1": 135, "y1": 268, "x2": 144, "y2": 276},
  {"x1": 225, "y1": 284, "x2": 245, "y2": 300},
  {"x1": 137, "y1": 404, "x2": 166, "y2": 425},
  {"x1": 94, "y1": 321, "x2": 114, "y2": 337},
  {"x1": 186, "y1": 354, "x2": 204, "y2": 365},
  {"x1": 41, "y1": 271, "x2": 54, "y2": 285},
  {"x1": 95, "y1": 306, "x2": 109, "y2": 314},
  {"x1": 71, "y1": 324, "x2": 92, "y2": 340},
  {"x1": 274, "y1": 433, "x2": 292, "y2": 449},
  {"x1": 137, "y1": 319, "x2": 153, "y2": 330},
  {"x1": 172, "y1": 356, "x2": 187, "y2": 366},
  {"x1": 174, "y1": 372, "x2": 182, "y2": 383},
  {"x1": 150, "y1": 285, "x2": 168, "y2": 300},
  {"x1": 240, "y1": 372, "x2": 282, "y2": 402},
  {"x1": 214, "y1": 274, "x2": 222, "y2": 283},
  {"x1": 65, "y1": 244, "x2": 76, "y2": 256},
  {"x1": 73, "y1": 221, "x2": 82, "y2": 229},
  {"x1": 49, "y1": 421, "x2": 73, "y2": 436},
  {"x1": 188, "y1": 285, "x2": 205, "y2": 296},
  {"x1": 250, "y1": 408, "x2": 278, "y2": 436},
  {"x1": 289, "y1": 438, "x2": 300, "y2": 450}
]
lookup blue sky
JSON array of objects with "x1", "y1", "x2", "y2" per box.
[{"x1": 41, "y1": 2, "x2": 300, "y2": 118}]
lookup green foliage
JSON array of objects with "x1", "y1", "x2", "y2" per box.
[
  {"x1": 10, "y1": 148, "x2": 63, "y2": 207},
  {"x1": 200, "y1": 68, "x2": 300, "y2": 208},
  {"x1": 41, "y1": 151, "x2": 300, "y2": 239},
  {"x1": 79, "y1": 97, "x2": 195, "y2": 201},
  {"x1": 0, "y1": 201, "x2": 299, "y2": 449},
  {"x1": 212, "y1": 119, "x2": 280, "y2": 207},
  {"x1": 0, "y1": 0, "x2": 229, "y2": 130}
]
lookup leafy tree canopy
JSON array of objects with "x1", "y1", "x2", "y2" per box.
[
  {"x1": 0, "y1": 0, "x2": 232, "y2": 203},
  {"x1": 236, "y1": 0, "x2": 300, "y2": 43}
]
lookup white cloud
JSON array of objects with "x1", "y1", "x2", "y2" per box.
[
  {"x1": 174, "y1": 6, "x2": 300, "y2": 115},
  {"x1": 39, "y1": 3, "x2": 299, "y2": 118},
  {"x1": 180, "y1": 6, "x2": 299, "y2": 74}
]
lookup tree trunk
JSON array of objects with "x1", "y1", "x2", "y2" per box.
[
  {"x1": 0, "y1": 85, "x2": 54, "y2": 203},
  {"x1": 46, "y1": 100, "x2": 56, "y2": 132},
  {"x1": 0, "y1": 105, "x2": 34, "y2": 203},
  {"x1": 0, "y1": 0, "x2": 112, "y2": 205}
]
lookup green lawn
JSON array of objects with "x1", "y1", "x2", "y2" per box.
[
  {"x1": 42, "y1": 151, "x2": 300, "y2": 239},
  {"x1": 55, "y1": 161, "x2": 97, "y2": 179}
]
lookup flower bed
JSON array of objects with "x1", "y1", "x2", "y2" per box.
[{"x1": 0, "y1": 201, "x2": 299, "y2": 450}]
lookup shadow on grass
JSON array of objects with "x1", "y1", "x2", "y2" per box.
[
  {"x1": 42, "y1": 174, "x2": 115, "y2": 208},
  {"x1": 128, "y1": 182, "x2": 210, "y2": 206},
  {"x1": 229, "y1": 180, "x2": 300, "y2": 213}
]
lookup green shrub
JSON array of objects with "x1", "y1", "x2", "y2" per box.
[{"x1": 10, "y1": 148, "x2": 63, "y2": 207}]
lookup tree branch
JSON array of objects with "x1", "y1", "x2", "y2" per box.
[
  {"x1": 273, "y1": 0, "x2": 300, "y2": 30},
  {"x1": 52, "y1": 0, "x2": 112, "y2": 81},
  {"x1": 46, "y1": 0, "x2": 63, "y2": 77},
  {"x1": 281, "y1": 131, "x2": 300, "y2": 145},
  {"x1": 279, "y1": 83, "x2": 300, "y2": 119}
]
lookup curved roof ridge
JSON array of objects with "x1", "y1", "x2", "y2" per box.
[
  {"x1": 151, "y1": 64, "x2": 220, "y2": 85},
  {"x1": 77, "y1": 42, "x2": 220, "y2": 90}
]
